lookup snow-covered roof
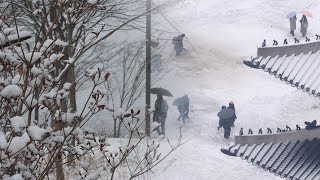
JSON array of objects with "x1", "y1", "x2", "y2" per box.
[
  {"x1": 230, "y1": 42, "x2": 320, "y2": 179},
  {"x1": 222, "y1": 137, "x2": 320, "y2": 180},
  {"x1": 244, "y1": 50, "x2": 320, "y2": 97}
]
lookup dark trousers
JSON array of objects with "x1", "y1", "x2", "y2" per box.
[
  {"x1": 155, "y1": 114, "x2": 167, "y2": 135},
  {"x1": 223, "y1": 125, "x2": 231, "y2": 139},
  {"x1": 156, "y1": 120, "x2": 166, "y2": 135},
  {"x1": 290, "y1": 30, "x2": 294, "y2": 36},
  {"x1": 178, "y1": 109, "x2": 189, "y2": 124}
]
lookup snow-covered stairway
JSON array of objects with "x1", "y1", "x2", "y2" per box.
[{"x1": 221, "y1": 128, "x2": 320, "y2": 180}]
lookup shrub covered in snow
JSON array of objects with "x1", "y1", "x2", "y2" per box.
[{"x1": 0, "y1": 0, "x2": 179, "y2": 179}]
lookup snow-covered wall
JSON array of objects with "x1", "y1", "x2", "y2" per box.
[
  {"x1": 234, "y1": 128, "x2": 320, "y2": 145},
  {"x1": 257, "y1": 40, "x2": 320, "y2": 58}
]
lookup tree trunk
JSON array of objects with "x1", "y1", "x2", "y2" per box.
[
  {"x1": 55, "y1": 72, "x2": 67, "y2": 180},
  {"x1": 55, "y1": 151, "x2": 66, "y2": 180},
  {"x1": 67, "y1": 64, "x2": 77, "y2": 167},
  {"x1": 117, "y1": 121, "x2": 122, "y2": 138},
  {"x1": 34, "y1": 88, "x2": 40, "y2": 122},
  {"x1": 66, "y1": 9, "x2": 77, "y2": 165},
  {"x1": 113, "y1": 117, "x2": 117, "y2": 138}
]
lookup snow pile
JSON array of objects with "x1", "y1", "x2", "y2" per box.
[
  {"x1": 31, "y1": 66, "x2": 43, "y2": 76},
  {"x1": 63, "y1": 83, "x2": 72, "y2": 90},
  {"x1": 7, "y1": 133, "x2": 30, "y2": 155},
  {"x1": 0, "y1": 85, "x2": 22, "y2": 98},
  {"x1": 11, "y1": 75, "x2": 22, "y2": 85},
  {"x1": 54, "y1": 39, "x2": 68, "y2": 47},
  {"x1": 0, "y1": 52, "x2": 19, "y2": 64},
  {"x1": 27, "y1": 126, "x2": 48, "y2": 141},
  {"x1": 10, "y1": 116, "x2": 26, "y2": 132},
  {"x1": 87, "y1": 0, "x2": 98, "y2": 5},
  {"x1": 0, "y1": 131, "x2": 8, "y2": 149},
  {"x1": 26, "y1": 97, "x2": 38, "y2": 108},
  {"x1": 7, "y1": 31, "x2": 31, "y2": 41},
  {"x1": 49, "y1": 53, "x2": 64, "y2": 63},
  {"x1": 3, "y1": 174, "x2": 24, "y2": 180},
  {"x1": 84, "y1": 172, "x2": 100, "y2": 180},
  {"x1": 114, "y1": 108, "x2": 125, "y2": 118},
  {"x1": 24, "y1": 52, "x2": 42, "y2": 64},
  {"x1": 61, "y1": 112, "x2": 81, "y2": 124}
]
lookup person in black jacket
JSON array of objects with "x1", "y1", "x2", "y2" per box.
[
  {"x1": 217, "y1": 106, "x2": 232, "y2": 139},
  {"x1": 228, "y1": 101, "x2": 237, "y2": 127},
  {"x1": 153, "y1": 95, "x2": 169, "y2": 135}
]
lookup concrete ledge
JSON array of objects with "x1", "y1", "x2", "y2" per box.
[
  {"x1": 257, "y1": 40, "x2": 320, "y2": 58},
  {"x1": 234, "y1": 128, "x2": 320, "y2": 145}
]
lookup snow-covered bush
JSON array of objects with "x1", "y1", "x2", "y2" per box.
[{"x1": 0, "y1": 0, "x2": 183, "y2": 179}]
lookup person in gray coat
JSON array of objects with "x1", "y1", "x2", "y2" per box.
[
  {"x1": 289, "y1": 15, "x2": 297, "y2": 36},
  {"x1": 300, "y1": 15, "x2": 308, "y2": 37}
]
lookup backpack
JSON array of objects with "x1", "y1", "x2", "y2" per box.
[
  {"x1": 161, "y1": 100, "x2": 168, "y2": 113},
  {"x1": 172, "y1": 36, "x2": 177, "y2": 44}
]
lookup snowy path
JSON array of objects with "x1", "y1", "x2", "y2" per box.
[{"x1": 152, "y1": 0, "x2": 320, "y2": 179}]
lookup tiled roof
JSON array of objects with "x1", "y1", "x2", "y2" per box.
[
  {"x1": 222, "y1": 138, "x2": 320, "y2": 180},
  {"x1": 244, "y1": 51, "x2": 320, "y2": 97}
]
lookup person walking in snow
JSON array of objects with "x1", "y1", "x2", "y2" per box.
[
  {"x1": 289, "y1": 15, "x2": 297, "y2": 36},
  {"x1": 300, "y1": 15, "x2": 308, "y2": 37},
  {"x1": 218, "y1": 106, "x2": 227, "y2": 130},
  {"x1": 174, "y1": 33, "x2": 186, "y2": 56},
  {"x1": 227, "y1": 101, "x2": 237, "y2": 127},
  {"x1": 153, "y1": 94, "x2": 169, "y2": 136},
  {"x1": 177, "y1": 94, "x2": 189, "y2": 124},
  {"x1": 217, "y1": 106, "x2": 232, "y2": 139}
]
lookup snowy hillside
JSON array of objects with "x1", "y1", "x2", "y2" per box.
[{"x1": 150, "y1": 0, "x2": 320, "y2": 179}]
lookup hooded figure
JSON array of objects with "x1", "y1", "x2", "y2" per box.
[
  {"x1": 177, "y1": 95, "x2": 189, "y2": 124},
  {"x1": 228, "y1": 101, "x2": 237, "y2": 127},
  {"x1": 153, "y1": 94, "x2": 168, "y2": 135},
  {"x1": 289, "y1": 15, "x2": 297, "y2": 36},
  {"x1": 300, "y1": 15, "x2": 308, "y2": 37},
  {"x1": 174, "y1": 34, "x2": 185, "y2": 56}
]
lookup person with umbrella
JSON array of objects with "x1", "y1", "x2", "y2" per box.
[
  {"x1": 300, "y1": 15, "x2": 309, "y2": 37},
  {"x1": 151, "y1": 87, "x2": 172, "y2": 136},
  {"x1": 173, "y1": 94, "x2": 189, "y2": 124}
]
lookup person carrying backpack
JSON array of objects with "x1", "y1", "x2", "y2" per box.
[
  {"x1": 217, "y1": 105, "x2": 233, "y2": 139},
  {"x1": 177, "y1": 94, "x2": 189, "y2": 124},
  {"x1": 173, "y1": 33, "x2": 186, "y2": 56},
  {"x1": 153, "y1": 94, "x2": 168, "y2": 136}
]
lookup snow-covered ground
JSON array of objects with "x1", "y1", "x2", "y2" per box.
[{"x1": 150, "y1": 0, "x2": 320, "y2": 179}]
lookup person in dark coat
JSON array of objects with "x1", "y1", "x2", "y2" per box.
[
  {"x1": 217, "y1": 106, "x2": 231, "y2": 139},
  {"x1": 227, "y1": 101, "x2": 237, "y2": 127},
  {"x1": 177, "y1": 94, "x2": 189, "y2": 124},
  {"x1": 153, "y1": 94, "x2": 168, "y2": 136},
  {"x1": 289, "y1": 15, "x2": 297, "y2": 36},
  {"x1": 218, "y1": 106, "x2": 227, "y2": 129},
  {"x1": 300, "y1": 15, "x2": 308, "y2": 37},
  {"x1": 174, "y1": 34, "x2": 185, "y2": 56}
]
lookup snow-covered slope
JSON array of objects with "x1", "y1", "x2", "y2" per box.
[{"x1": 151, "y1": 0, "x2": 320, "y2": 179}]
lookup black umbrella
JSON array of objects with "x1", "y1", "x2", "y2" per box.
[
  {"x1": 217, "y1": 108, "x2": 235, "y2": 119},
  {"x1": 150, "y1": 87, "x2": 173, "y2": 97}
]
